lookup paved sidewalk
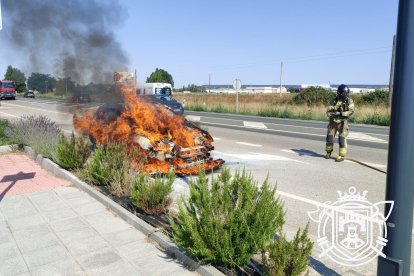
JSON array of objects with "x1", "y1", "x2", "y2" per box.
[{"x1": 0, "y1": 154, "x2": 197, "y2": 276}]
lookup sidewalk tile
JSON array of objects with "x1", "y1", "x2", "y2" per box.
[
  {"x1": 0, "y1": 256, "x2": 29, "y2": 276},
  {"x1": 65, "y1": 235, "x2": 111, "y2": 256},
  {"x1": 41, "y1": 208, "x2": 77, "y2": 222},
  {"x1": 83, "y1": 212, "x2": 132, "y2": 234},
  {"x1": 0, "y1": 242, "x2": 21, "y2": 261},
  {"x1": 56, "y1": 227, "x2": 96, "y2": 244},
  {"x1": 88, "y1": 259, "x2": 142, "y2": 276},
  {"x1": 14, "y1": 231, "x2": 59, "y2": 253},
  {"x1": 70, "y1": 201, "x2": 107, "y2": 216},
  {"x1": 31, "y1": 257, "x2": 85, "y2": 276},
  {"x1": 115, "y1": 240, "x2": 159, "y2": 261},
  {"x1": 49, "y1": 217, "x2": 88, "y2": 232},
  {"x1": 7, "y1": 215, "x2": 46, "y2": 231},
  {"x1": 102, "y1": 228, "x2": 146, "y2": 247},
  {"x1": 75, "y1": 248, "x2": 122, "y2": 271},
  {"x1": 22, "y1": 244, "x2": 68, "y2": 269}
]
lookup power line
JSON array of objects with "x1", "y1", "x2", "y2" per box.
[{"x1": 207, "y1": 46, "x2": 392, "y2": 72}]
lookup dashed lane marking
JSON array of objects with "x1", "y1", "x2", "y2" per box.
[
  {"x1": 0, "y1": 111, "x2": 19, "y2": 118},
  {"x1": 213, "y1": 151, "x2": 306, "y2": 163},
  {"x1": 185, "y1": 115, "x2": 201, "y2": 122},
  {"x1": 236, "y1": 142, "x2": 262, "y2": 147},
  {"x1": 1, "y1": 102, "x2": 71, "y2": 115},
  {"x1": 243, "y1": 121, "x2": 267, "y2": 129},
  {"x1": 348, "y1": 132, "x2": 387, "y2": 143}
]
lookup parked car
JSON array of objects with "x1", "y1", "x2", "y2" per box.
[
  {"x1": 147, "y1": 95, "x2": 184, "y2": 115},
  {"x1": 71, "y1": 93, "x2": 91, "y2": 103},
  {"x1": 23, "y1": 90, "x2": 35, "y2": 98}
]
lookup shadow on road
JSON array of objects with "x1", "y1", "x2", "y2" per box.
[
  {"x1": 0, "y1": 171, "x2": 36, "y2": 201},
  {"x1": 290, "y1": 149, "x2": 325, "y2": 158},
  {"x1": 309, "y1": 256, "x2": 340, "y2": 275}
]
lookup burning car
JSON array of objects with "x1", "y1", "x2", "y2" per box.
[{"x1": 73, "y1": 78, "x2": 223, "y2": 175}]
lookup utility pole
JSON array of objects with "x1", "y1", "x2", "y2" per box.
[
  {"x1": 377, "y1": 0, "x2": 414, "y2": 275},
  {"x1": 209, "y1": 73, "x2": 211, "y2": 94},
  {"x1": 279, "y1": 61, "x2": 283, "y2": 97},
  {"x1": 0, "y1": 0, "x2": 3, "y2": 31},
  {"x1": 388, "y1": 35, "x2": 396, "y2": 108}
]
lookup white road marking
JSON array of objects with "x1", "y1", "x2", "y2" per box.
[
  {"x1": 348, "y1": 132, "x2": 386, "y2": 143},
  {"x1": 185, "y1": 115, "x2": 201, "y2": 122},
  {"x1": 276, "y1": 190, "x2": 384, "y2": 225},
  {"x1": 213, "y1": 137, "x2": 222, "y2": 141},
  {"x1": 243, "y1": 121, "x2": 267, "y2": 129},
  {"x1": 196, "y1": 114, "x2": 389, "y2": 137},
  {"x1": 236, "y1": 142, "x2": 262, "y2": 148},
  {"x1": 203, "y1": 121, "x2": 388, "y2": 144},
  {"x1": 0, "y1": 111, "x2": 19, "y2": 118},
  {"x1": 213, "y1": 151, "x2": 306, "y2": 163},
  {"x1": 1, "y1": 102, "x2": 71, "y2": 115}
]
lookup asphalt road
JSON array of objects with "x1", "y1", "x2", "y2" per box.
[{"x1": 1, "y1": 98, "x2": 409, "y2": 274}]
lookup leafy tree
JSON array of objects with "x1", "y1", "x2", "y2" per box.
[
  {"x1": 146, "y1": 68, "x2": 174, "y2": 87},
  {"x1": 27, "y1": 72, "x2": 55, "y2": 93},
  {"x1": 4, "y1": 65, "x2": 27, "y2": 93}
]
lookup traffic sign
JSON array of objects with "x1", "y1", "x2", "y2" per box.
[{"x1": 233, "y1": 79, "x2": 241, "y2": 90}]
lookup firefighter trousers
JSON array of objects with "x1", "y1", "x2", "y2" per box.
[{"x1": 326, "y1": 120, "x2": 349, "y2": 156}]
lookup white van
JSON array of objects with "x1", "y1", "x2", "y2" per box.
[{"x1": 137, "y1": 83, "x2": 173, "y2": 95}]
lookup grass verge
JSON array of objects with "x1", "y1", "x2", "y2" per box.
[{"x1": 175, "y1": 93, "x2": 390, "y2": 126}]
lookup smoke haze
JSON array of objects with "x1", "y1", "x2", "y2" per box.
[{"x1": 2, "y1": 0, "x2": 129, "y2": 83}]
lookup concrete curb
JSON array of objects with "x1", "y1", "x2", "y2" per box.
[
  {"x1": 22, "y1": 146, "x2": 223, "y2": 276},
  {"x1": 0, "y1": 144, "x2": 18, "y2": 153}
]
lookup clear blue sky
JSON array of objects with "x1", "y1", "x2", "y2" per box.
[{"x1": 1, "y1": 0, "x2": 399, "y2": 87}]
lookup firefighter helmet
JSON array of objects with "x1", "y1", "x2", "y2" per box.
[{"x1": 337, "y1": 84, "x2": 350, "y2": 98}]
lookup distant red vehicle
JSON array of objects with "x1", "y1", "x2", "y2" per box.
[{"x1": 0, "y1": 80, "x2": 17, "y2": 100}]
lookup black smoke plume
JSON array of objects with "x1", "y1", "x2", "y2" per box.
[{"x1": 2, "y1": 0, "x2": 129, "y2": 84}]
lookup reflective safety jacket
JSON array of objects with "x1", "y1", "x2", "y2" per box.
[{"x1": 326, "y1": 97, "x2": 355, "y2": 123}]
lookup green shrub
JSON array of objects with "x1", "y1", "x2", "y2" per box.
[
  {"x1": 56, "y1": 132, "x2": 91, "y2": 170},
  {"x1": 361, "y1": 90, "x2": 389, "y2": 105},
  {"x1": 292, "y1": 87, "x2": 334, "y2": 106},
  {"x1": 171, "y1": 168, "x2": 285, "y2": 268},
  {"x1": 0, "y1": 119, "x2": 12, "y2": 146},
  {"x1": 81, "y1": 143, "x2": 143, "y2": 196},
  {"x1": 130, "y1": 172, "x2": 174, "y2": 215},
  {"x1": 5, "y1": 115, "x2": 61, "y2": 158},
  {"x1": 262, "y1": 224, "x2": 313, "y2": 276}
]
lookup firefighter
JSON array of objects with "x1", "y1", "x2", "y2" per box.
[{"x1": 325, "y1": 84, "x2": 355, "y2": 162}]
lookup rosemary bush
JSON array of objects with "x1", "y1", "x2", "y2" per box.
[
  {"x1": 262, "y1": 224, "x2": 313, "y2": 276},
  {"x1": 81, "y1": 142, "x2": 141, "y2": 197},
  {"x1": 130, "y1": 172, "x2": 174, "y2": 215},
  {"x1": 56, "y1": 132, "x2": 91, "y2": 170},
  {"x1": 171, "y1": 168, "x2": 285, "y2": 268}
]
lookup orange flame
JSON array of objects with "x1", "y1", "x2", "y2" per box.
[{"x1": 73, "y1": 84, "x2": 224, "y2": 175}]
